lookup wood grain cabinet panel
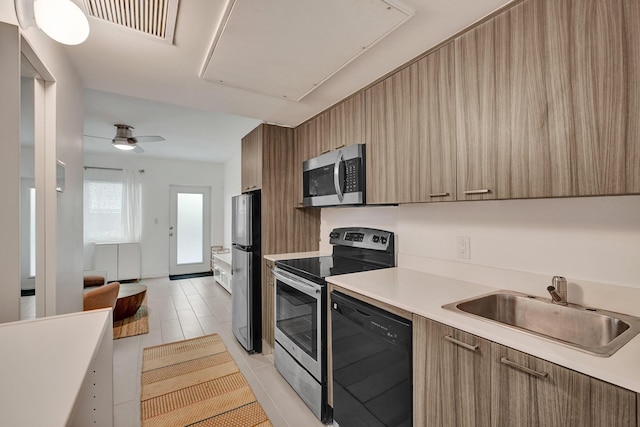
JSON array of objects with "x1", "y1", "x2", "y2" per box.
[
  {"x1": 455, "y1": 0, "x2": 640, "y2": 200},
  {"x1": 241, "y1": 126, "x2": 263, "y2": 192},
  {"x1": 590, "y1": 377, "x2": 636, "y2": 427},
  {"x1": 366, "y1": 63, "x2": 420, "y2": 204},
  {"x1": 323, "y1": 93, "x2": 365, "y2": 154},
  {"x1": 491, "y1": 343, "x2": 592, "y2": 426},
  {"x1": 262, "y1": 259, "x2": 275, "y2": 354},
  {"x1": 418, "y1": 43, "x2": 457, "y2": 202},
  {"x1": 413, "y1": 316, "x2": 491, "y2": 427}
]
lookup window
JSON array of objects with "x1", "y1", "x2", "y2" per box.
[{"x1": 84, "y1": 168, "x2": 141, "y2": 243}]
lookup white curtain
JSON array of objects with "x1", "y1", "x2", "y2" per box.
[{"x1": 121, "y1": 169, "x2": 142, "y2": 242}]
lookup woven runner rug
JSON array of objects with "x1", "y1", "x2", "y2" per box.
[
  {"x1": 141, "y1": 333, "x2": 272, "y2": 427},
  {"x1": 113, "y1": 304, "x2": 149, "y2": 339}
]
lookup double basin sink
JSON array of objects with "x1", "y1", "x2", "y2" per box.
[{"x1": 443, "y1": 290, "x2": 640, "y2": 357}]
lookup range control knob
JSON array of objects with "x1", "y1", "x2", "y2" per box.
[
  {"x1": 372, "y1": 235, "x2": 380, "y2": 243},
  {"x1": 330, "y1": 232, "x2": 340, "y2": 239},
  {"x1": 380, "y1": 236, "x2": 388, "y2": 245}
]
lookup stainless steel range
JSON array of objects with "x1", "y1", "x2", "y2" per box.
[{"x1": 273, "y1": 227, "x2": 396, "y2": 422}]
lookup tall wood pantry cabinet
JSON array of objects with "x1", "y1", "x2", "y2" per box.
[{"x1": 240, "y1": 123, "x2": 320, "y2": 355}]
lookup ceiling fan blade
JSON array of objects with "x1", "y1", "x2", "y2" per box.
[
  {"x1": 84, "y1": 134, "x2": 112, "y2": 141},
  {"x1": 133, "y1": 145, "x2": 145, "y2": 153},
  {"x1": 132, "y1": 135, "x2": 165, "y2": 143}
]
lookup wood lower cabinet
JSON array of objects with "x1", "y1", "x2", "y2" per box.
[
  {"x1": 413, "y1": 316, "x2": 490, "y2": 427},
  {"x1": 262, "y1": 259, "x2": 275, "y2": 354},
  {"x1": 414, "y1": 317, "x2": 637, "y2": 426},
  {"x1": 492, "y1": 343, "x2": 636, "y2": 427},
  {"x1": 455, "y1": 0, "x2": 640, "y2": 200}
]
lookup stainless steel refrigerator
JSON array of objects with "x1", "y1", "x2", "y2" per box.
[{"x1": 231, "y1": 190, "x2": 262, "y2": 352}]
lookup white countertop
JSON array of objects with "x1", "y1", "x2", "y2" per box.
[
  {"x1": 0, "y1": 308, "x2": 112, "y2": 426},
  {"x1": 264, "y1": 251, "x2": 328, "y2": 262},
  {"x1": 326, "y1": 267, "x2": 640, "y2": 393}
]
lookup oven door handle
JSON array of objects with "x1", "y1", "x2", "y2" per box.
[
  {"x1": 333, "y1": 150, "x2": 344, "y2": 203},
  {"x1": 273, "y1": 269, "x2": 321, "y2": 297}
]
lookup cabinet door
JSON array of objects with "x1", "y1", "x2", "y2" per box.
[
  {"x1": 491, "y1": 343, "x2": 591, "y2": 426},
  {"x1": 413, "y1": 316, "x2": 491, "y2": 427},
  {"x1": 323, "y1": 93, "x2": 365, "y2": 154},
  {"x1": 456, "y1": 0, "x2": 640, "y2": 200},
  {"x1": 366, "y1": 63, "x2": 419, "y2": 204},
  {"x1": 418, "y1": 43, "x2": 457, "y2": 202},
  {"x1": 241, "y1": 125, "x2": 263, "y2": 192},
  {"x1": 590, "y1": 378, "x2": 636, "y2": 427}
]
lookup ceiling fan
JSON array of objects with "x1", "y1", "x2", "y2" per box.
[{"x1": 85, "y1": 124, "x2": 165, "y2": 153}]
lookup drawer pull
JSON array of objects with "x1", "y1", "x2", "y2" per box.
[
  {"x1": 500, "y1": 357, "x2": 548, "y2": 378},
  {"x1": 321, "y1": 149, "x2": 330, "y2": 154},
  {"x1": 430, "y1": 192, "x2": 450, "y2": 198},
  {"x1": 444, "y1": 335, "x2": 478, "y2": 352},
  {"x1": 334, "y1": 144, "x2": 345, "y2": 149},
  {"x1": 464, "y1": 189, "x2": 491, "y2": 195}
]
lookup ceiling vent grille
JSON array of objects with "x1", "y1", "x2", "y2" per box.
[{"x1": 83, "y1": 0, "x2": 180, "y2": 43}]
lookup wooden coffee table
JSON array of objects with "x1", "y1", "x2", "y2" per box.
[{"x1": 113, "y1": 284, "x2": 147, "y2": 321}]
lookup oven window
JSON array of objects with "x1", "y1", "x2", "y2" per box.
[
  {"x1": 305, "y1": 165, "x2": 336, "y2": 197},
  {"x1": 276, "y1": 281, "x2": 318, "y2": 360}
]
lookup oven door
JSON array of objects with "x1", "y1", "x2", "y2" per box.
[{"x1": 273, "y1": 268, "x2": 323, "y2": 381}]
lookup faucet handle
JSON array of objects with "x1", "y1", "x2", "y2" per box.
[{"x1": 552, "y1": 276, "x2": 567, "y2": 289}]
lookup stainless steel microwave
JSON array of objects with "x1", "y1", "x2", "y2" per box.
[{"x1": 302, "y1": 144, "x2": 365, "y2": 207}]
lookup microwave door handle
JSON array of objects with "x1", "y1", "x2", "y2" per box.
[{"x1": 334, "y1": 150, "x2": 344, "y2": 202}]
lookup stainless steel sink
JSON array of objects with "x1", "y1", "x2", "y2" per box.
[{"x1": 442, "y1": 290, "x2": 640, "y2": 357}]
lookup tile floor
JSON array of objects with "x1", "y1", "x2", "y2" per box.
[{"x1": 111, "y1": 275, "x2": 328, "y2": 427}]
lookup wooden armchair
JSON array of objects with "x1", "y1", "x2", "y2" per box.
[{"x1": 83, "y1": 282, "x2": 120, "y2": 312}]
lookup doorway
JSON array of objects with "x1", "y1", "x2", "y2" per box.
[{"x1": 169, "y1": 186, "x2": 211, "y2": 276}]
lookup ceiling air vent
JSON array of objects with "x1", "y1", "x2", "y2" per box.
[{"x1": 83, "y1": 0, "x2": 180, "y2": 43}]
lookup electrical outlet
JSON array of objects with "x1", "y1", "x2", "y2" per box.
[{"x1": 457, "y1": 236, "x2": 470, "y2": 259}]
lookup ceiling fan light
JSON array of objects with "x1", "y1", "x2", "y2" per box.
[
  {"x1": 113, "y1": 141, "x2": 136, "y2": 151},
  {"x1": 33, "y1": 0, "x2": 90, "y2": 45}
]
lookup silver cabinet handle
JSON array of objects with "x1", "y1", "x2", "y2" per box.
[
  {"x1": 500, "y1": 357, "x2": 548, "y2": 378},
  {"x1": 464, "y1": 189, "x2": 491, "y2": 195},
  {"x1": 444, "y1": 335, "x2": 479, "y2": 352},
  {"x1": 430, "y1": 192, "x2": 450, "y2": 198},
  {"x1": 244, "y1": 185, "x2": 257, "y2": 191}
]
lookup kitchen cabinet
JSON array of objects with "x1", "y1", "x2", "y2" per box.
[
  {"x1": 241, "y1": 123, "x2": 321, "y2": 355},
  {"x1": 241, "y1": 125, "x2": 263, "y2": 192},
  {"x1": 412, "y1": 316, "x2": 637, "y2": 426},
  {"x1": 492, "y1": 343, "x2": 636, "y2": 426},
  {"x1": 455, "y1": 0, "x2": 640, "y2": 200},
  {"x1": 94, "y1": 242, "x2": 140, "y2": 283},
  {"x1": 262, "y1": 259, "x2": 275, "y2": 354},
  {"x1": 366, "y1": 43, "x2": 456, "y2": 204},
  {"x1": 321, "y1": 93, "x2": 365, "y2": 155},
  {"x1": 414, "y1": 316, "x2": 490, "y2": 427}
]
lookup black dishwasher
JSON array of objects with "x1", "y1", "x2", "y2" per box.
[{"x1": 331, "y1": 291, "x2": 412, "y2": 427}]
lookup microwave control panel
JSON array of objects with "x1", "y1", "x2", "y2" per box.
[{"x1": 344, "y1": 158, "x2": 362, "y2": 193}]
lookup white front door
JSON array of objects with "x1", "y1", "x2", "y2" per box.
[{"x1": 169, "y1": 186, "x2": 211, "y2": 276}]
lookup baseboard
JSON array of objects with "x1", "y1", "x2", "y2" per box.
[{"x1": 169, "y1": 271, "x2": 214, "y2": 281}]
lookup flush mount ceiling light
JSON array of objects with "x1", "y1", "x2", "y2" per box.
[{"x1": 15, "y1": 0, "x2": 90, "y2": 45}]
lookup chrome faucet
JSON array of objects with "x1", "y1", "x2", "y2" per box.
[{"x1": 547, "y1": 276, "x2": 568, "y2": 305}]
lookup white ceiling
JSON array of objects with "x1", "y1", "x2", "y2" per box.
[{"x1": 66, "y1": 0, "x2": 514, "y2": 162}]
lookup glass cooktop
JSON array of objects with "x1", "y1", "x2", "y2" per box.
[{"x1": 275, "y1": 256, "x2": 388, "y2": 284}]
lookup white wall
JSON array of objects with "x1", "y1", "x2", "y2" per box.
[
  {"x1": 84, "y1": 153, "x2": 225, "y2": 278},
  {"x1": 223, "y1": 142, "x2": 242, "y2": 249},
  {"x1": 321, "y1": 195, "x2": 640, "y2": 296},
  {"x1": 0, "y1": 13, "x2": 86, "y2": 318}
]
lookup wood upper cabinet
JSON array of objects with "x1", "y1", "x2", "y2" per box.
[
  {"x1": 455, "y1": 0, "x2": 640, "y2": 200},
  {"x1": 413, "y1": 316, "x2": 490, "y2": 427},
  {"x1": 320, "y1": 92, "x2": 365, "y2": 155},
  {"x1": 418, "y1": 43, "x2": 457, "y2": 202},
  {"x1": 241, "y1": 125, "x2": 263, "y2": 192},
  {"x1": 367, "y1": 43, "x2": 456, "y2": 204},
  {"x1": 366, "y1": 62, "x2": 419, "y2": 204}
]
